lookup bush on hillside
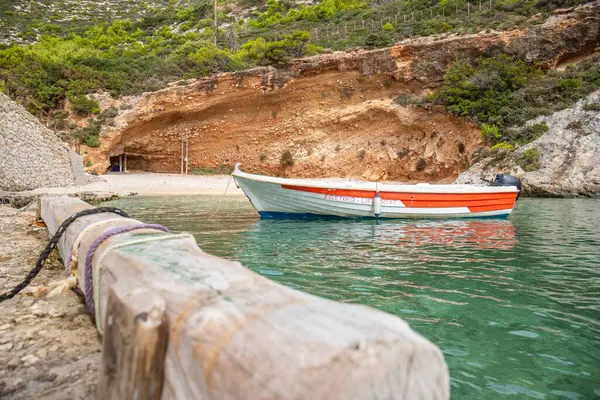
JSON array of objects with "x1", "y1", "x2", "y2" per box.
[
  {"x1": 85, "y1": 135, "x2": 101, "y2": 148},
  {"x1": 239, "y1": 31, "x2": 320, "y2": 66},
  {"x1": 490, "y1": 142, "x2": 514, "y2": 152},
  {"x1": 71, "y1": 119, "x2": 102, "y2": 147},
  {"x1": 566, "y1": 120, "x2": 584, "y2": 130},
  {"x1": 280, "y1": 149, "x2": 295, "y2": 167},
  {"x1": 363, "y1": 31, "x2": 394, "y2": 49},
  {"x1": 513, "y1": 123, "x2": 549, "y2": 145},
  {"x1": 517, "y1": 148, "x2": 541, "y2": 172},
  {"x1": 583, "y1": 102, "x2": 600, "y2": 111},
  {"x1": 436, "y1": 55, "x2": 600, "y2": 145},
  {"x1": 437, "y1": 55, "x2": 544, "y2": 124},
  {"x1": 69, "y1": 95, "x2": 100, "y2": 116}
]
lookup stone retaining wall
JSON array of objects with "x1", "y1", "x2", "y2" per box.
[{"x1": 0, "y1": 93, "x2": 75, "y2": 191}]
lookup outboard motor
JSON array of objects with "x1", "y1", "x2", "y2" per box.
[{"x1": 492, "y1": 174, "x2": 522, "y2": 200}]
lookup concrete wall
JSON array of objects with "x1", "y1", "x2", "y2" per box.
[{"x1": 0, "y1": 93, "x2": 75, "y2": 191}]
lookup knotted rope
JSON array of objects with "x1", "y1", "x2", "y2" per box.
[
  {"x1": 0, "y1": 207, "x2": 130, "y2": 303},
  {"x1": 65, "y1": 218, "x2": 133, "y2": 276}
]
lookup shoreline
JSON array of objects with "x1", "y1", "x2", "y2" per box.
[{"x1": 2, "y1": 172, "x2": 245, "y2": 200}]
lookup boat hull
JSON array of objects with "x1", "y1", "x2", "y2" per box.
[{"x1": 233, "y1": 169, "x2": 518, "y2": 219}]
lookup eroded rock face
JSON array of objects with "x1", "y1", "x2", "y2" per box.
[
  {"x1": 84, "y1": 2, "x2": 600, "y2": 184},
  {"x1": 455, "y1": 91, "x2": 600, "y2": 197},
  {"x1": 0, "y1": 94, "x2": 75, "y2": 192}
]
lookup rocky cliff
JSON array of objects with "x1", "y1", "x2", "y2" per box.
[
  {"x1": 0, "y1": 93, "x2": 77, "y2": 192},
  {"x1": 456, "y1": 91, "x2": 600, "y2": 197},
  {"x1": 83, "y1": 3, "x2": 600, "y2": 187}
]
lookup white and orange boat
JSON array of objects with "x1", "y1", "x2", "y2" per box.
[{"x1": 232, "y1": 163, "x2": 521, "y2": 219}]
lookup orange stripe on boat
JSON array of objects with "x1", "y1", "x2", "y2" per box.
[
  {"x1": 281, "y1": 185, "x2": 518, "y2": 208},
  {"x1": 379, "y1": 192, "x2": 517, "y2": 202},
  {"x1": 281, "y1": 185, "x2": 375, "y2": 198}
]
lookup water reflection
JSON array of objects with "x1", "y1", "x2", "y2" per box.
[{"x1": 242, "y1": 218, "x2": 517, "y2": 252}]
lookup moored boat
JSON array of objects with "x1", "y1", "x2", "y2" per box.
[{"x1": 232, "y1": 163, "x2": 521, "y2": 219}]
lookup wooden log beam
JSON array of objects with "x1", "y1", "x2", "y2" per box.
[
  {"x1": 96, "y1": 284, "x2": 168, "y2": 400},
  {"x1": 40, "y1": 196, "x2": 449, "y2": 400}
]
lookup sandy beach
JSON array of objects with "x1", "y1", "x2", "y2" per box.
[{"x1": 17, "y1": 172, "x2": 245, "y2": 197}]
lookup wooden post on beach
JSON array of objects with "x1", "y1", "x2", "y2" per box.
[
  {"x1": 185, "y1": 135, "x2": 189, "y2": 175},
  {"x1": 119, "y1": 155, "x2": 123, "y2": 173},
  {"x1": 123, "y1": 153, "x2": 127, "y2": 173},
  {"x1": 40, "y1": 196, "x2": 450, "y2": 400},
  {"x1": 180, "y1": 133, "x2": 184, "y2": 175}
]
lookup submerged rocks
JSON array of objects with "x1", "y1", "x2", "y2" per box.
[{"x1": 456, "y1": 91, "x2": 600, "y2": 197}]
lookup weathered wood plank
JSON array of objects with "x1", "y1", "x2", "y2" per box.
[
  {"x1": 41, "y1": 195, "x2": 449, "y2": 400},
  {"x1": 96, "y1": 284, "x2": 168, "y2": 400}
]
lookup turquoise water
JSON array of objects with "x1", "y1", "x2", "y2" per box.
[{"x1": 103, "y1": 196, "x2": 600, "y2": 399}]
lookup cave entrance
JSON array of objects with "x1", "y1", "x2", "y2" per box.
[{"x1": 107, "y1": 154, "x2": 128, "y2": 173}]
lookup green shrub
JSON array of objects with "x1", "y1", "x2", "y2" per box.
[
  {"x1": 583, "y1": 103, "x2": 600, "y2": 111},
  {"x1": 566, "y1": 120, "x2": 584, "y2": 130},
  {"x1": 395, "y1": 93, "x2": 420, "y2": 106},
  {"x1": 481, "y1": 123, "x2": 502, "y2": 140},
  {"x1": 417, "y1": 158, "x2": 427, "y2": 171},
  {"x1": 490, "y1": 142, "x2": 514, "y2": 152},
  {"x1": 187, "y1": 43, "x2": 248, "y2": 75},
  {"x1": 280, "y1": 149, "x2": 295, "y2": 167},
  {"x1": 239, "y1": 31, "x2": 318, "y2": 66},
  {"x1": 436, "y1": 55, "x2": 600, "y2": 145},
  {"x1": 382, "y1": 22, "x2": 393, "y2": 32},
  {"x1": 557, "y1": 77, "x2": 582, "y2": 94},
  {"x1": 84, "y1": 135, "x2": 101, "y2": 148},
  {"x1": 339, "y1": 86, "x2": 354, "y2": 98},
  {"x1": 71, "y1": 119, "x2": 102, "y2": 146},
  {"x1": 69, "y1": 95, "x2": 100, "y2": 116},
  {"x1": 85, "y1": 161, "x2": 93, "y2": 167},
  {"x1": 99, "y1": 107, "x2": 119, "y2": 120},
  {"x1": 364, "y1": 32, "x2": 393, "y2": 49},
  {"x1": 517, "y1": 148, "x2": 541, "y2": 172},
  {"x1": 514, "y1": 122, "x2": 548, "y2": 145},
  {"x1": 437, "y1": 55, "x2": 543, "y2": 125}
]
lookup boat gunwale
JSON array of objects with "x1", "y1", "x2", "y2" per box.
[{"x1": 232, "y1": 167, "x2": 519, "y2": 195}]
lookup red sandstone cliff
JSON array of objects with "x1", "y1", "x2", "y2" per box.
[{"x1": 84, "y1": 2, "x2": 600, "y2": 182}]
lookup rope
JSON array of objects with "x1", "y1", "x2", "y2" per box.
[
  {"x1": 84, "y1": 224, "x2": 169, "y2": 316},
  {"x1": 65, "y1": 218, "x2": 135, "y2": 276},
  {"x1": 0, "y1": 207, "x2": 130, "y2": 303},
  {"x1": 92, "y1": 232, "x2": 194, "y2": 334},
  {"x1": 206, "y1": 175, "x2": 233, "y2": 221}
]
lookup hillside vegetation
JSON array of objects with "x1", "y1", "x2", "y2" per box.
[
  {"x1": 435, "y1": 55, "x2": 600, "y2": 146},
  {"x1": 0, "y1": 0, "x2": 596, "y2": 149}
]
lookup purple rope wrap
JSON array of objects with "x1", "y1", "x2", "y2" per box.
[{"x1": 84, "y1": 224, "x2": 169, "y2": 315}]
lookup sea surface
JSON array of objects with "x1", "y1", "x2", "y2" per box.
[{"x1": 103, "y1": 196, "x2": 600, "y2": 399}]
